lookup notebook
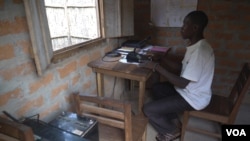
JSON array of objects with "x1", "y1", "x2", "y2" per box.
[{"x1": 150, "y1": 46, "x2": 171, "y2": 53}]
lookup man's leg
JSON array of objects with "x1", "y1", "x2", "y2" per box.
[
  {"x1": 150, "y1": 82, "x2": 176, "y2": 100},
  {"x1": 143, "y1": 82, "x2": 194, "y2": 134}
]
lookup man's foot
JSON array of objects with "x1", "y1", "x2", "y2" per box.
[{"x1": 155, "y1": 131, "x2": 181, "y2": 141}]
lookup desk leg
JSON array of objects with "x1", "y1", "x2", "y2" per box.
[
  {"x1": 96, "y1": 73, "x2": 104, "y2": 97},
  {"x1": 138, "y1": 81, "x2": 146, "y2": 114}
]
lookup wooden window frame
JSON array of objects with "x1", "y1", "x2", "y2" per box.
[
  {"x1": 24, "y1": 0, "x2": 105, "y2": 76},
  {"x1": 24, "y1": 0, "x2": 134, "y2": 76}
]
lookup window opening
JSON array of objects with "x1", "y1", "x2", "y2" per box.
[{"x1": 44, "y1": 0, "x2": 101, "y2": 51}]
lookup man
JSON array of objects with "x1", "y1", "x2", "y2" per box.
[{"x1": 140, "y1": 10, "x2": 215, "y2": 141}]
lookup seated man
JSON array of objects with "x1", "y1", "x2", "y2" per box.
[{"x1": 140, "y1": 10, "x2": 215, "y2": 141}]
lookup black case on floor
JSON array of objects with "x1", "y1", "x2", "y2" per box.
[
  {"x1": 23, "y1": 119, "x2": 89, "y2": 141},
  {"x1": 49, "y1": 112, "x2": 99, "y2": 141},
  {"x1": 23, "y1": 112, "x2": 99, "y2": 141}
]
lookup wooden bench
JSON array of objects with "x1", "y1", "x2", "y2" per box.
[{"x1": 72, "y1": 93, "x2": 148, "y2": 141}]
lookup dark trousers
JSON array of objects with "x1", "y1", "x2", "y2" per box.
[{"x1": 143, "y1": 82, "x2": 194, "y2": 134}]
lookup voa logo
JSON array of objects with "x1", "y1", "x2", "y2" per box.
[{"x1": 226, "y1": 129, "x2": 246, "y2": 136}]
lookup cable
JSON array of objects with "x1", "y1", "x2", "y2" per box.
[
  {"x1": 101, "y1": 54, "x2": 121, "y2": 62},
  {"x1": 2, "y1": 111, "x2": 20, "y2": 123},
  {"x1": 106, "y1": 52, "x2": 121, "y2": 57},
  {"x1": 25, "y1": 113, "x2": 40, "y2": 121}
]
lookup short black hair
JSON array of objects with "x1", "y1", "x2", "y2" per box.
[{"x1": 186, "y1": 10, "x2": 208, "y2": 30}]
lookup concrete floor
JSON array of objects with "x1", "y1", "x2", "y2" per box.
[{"x1": 145, "y1": 102, "x2": 250, "y2": 141}]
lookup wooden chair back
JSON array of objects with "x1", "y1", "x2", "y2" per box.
[
  {"x1": 181, "y1": 62, "x2": 250, "y2": 140},
  {"x1": 0, "y1": 117, "x2": 34, "y2": 141},
  {"x1": 72, "y1": 93, "x2": 148, "y2": 141},
  {"x1": 227, "y1": 63, "x2": 250, "y2": 123}
]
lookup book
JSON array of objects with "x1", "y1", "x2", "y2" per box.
[
  {"x1": 150, "y1": 46, "x2": 170, "y2": 53},
  {"x1": 116, "y1": 46, "x2": 135, "y2": 52}
]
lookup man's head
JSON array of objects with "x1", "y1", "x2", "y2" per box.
[{"x1": 181, "y1": 11, "x2": 208, "y2": 40}]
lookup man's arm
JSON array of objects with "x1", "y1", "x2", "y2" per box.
[
  {"x1": 160, "y1": 54, "x2": 183, "y2": 75},
  {"x1": 140, "y1": 52, "x2": 190, "y2": 88},
  {"x1": 155, "y1": 65, "x2": 190, "y2": 88}
]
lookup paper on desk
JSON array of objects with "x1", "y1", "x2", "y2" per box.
[{"x1": 119, "y1": 57, "x2": 140, "y2": 65}]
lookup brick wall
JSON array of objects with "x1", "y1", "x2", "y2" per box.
[
  {"x1": 134, "y1": 0, "x2": 250, "y2": 101},
  {"x1": 1, "y1": 0, "x2": 249, "y2": 121},
  {"x1": 0, "y1": 0, "x2": 124, "y2": 121}
]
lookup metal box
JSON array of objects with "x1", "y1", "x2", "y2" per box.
[{"x1": 49, "y1": 112, "x2": 99, "y2": 141}]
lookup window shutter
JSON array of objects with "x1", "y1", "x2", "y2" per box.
[
  {"x1": 103, "y1": 0, "x2": 134, "y2": 38},
  {"x1": 24, "y1": 0, "x2": 53, "y2": 76}
]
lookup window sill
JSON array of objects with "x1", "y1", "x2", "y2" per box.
[{"x1": 52, "y1": 38, "x2": 106, "y2": 63}]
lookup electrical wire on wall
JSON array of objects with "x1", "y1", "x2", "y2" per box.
[{"x1": 110, "y1": 77, "x2": 117, "y2": 99}]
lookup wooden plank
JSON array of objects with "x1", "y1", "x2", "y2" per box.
[
  {"x1": 121, "y1": 0, "x2": 134, "y2": 36},
  {"x1": 80, "y1": 103, "x2": 125, "y2": 120},
  {"x1": 0, "y1": 117, "x2": 34, "y2": 141},
  {"x1": 96, "y1": 73, "x2": 104, "y2": 97},
  {"x1": 0, "y1": 133, "x2": 19, "y2": 141},
  {"x1": 187, "y1": 127, "x2": 221, "y2": 138},
  {"x1": 138, "y1": 81, "x2": 146, "y2": 114},
  {"x1": 82, "y1": 113, "x2": 124, "y2": 129},
  {"x1": 78, "y1": 95, "x2": 126, "y2": 108},
  {"x1": 124, "y1": 103, "x2": 132, "y2": 141}
]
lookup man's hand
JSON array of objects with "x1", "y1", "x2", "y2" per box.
[{"x1": 139, "y1": 61, "x2": 158, "y2": 70}]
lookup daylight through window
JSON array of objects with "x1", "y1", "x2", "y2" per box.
[{"x1": 44, "y1": 0, "x2": 101, "y2": 51}]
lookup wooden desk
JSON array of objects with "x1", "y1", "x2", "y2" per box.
[{"x1": 88, "y1": 57, "x2": 152, "y2": 114}]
